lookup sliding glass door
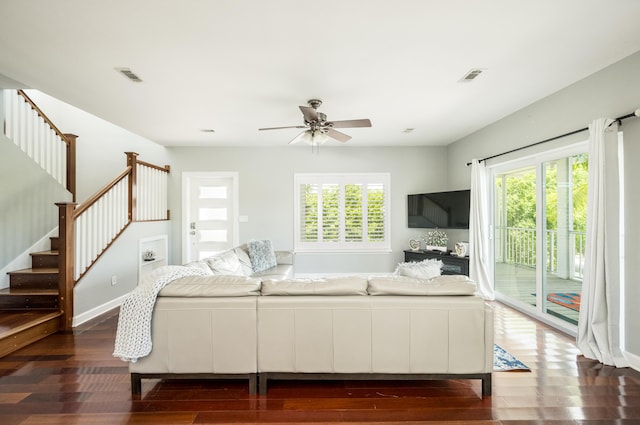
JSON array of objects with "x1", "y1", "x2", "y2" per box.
[{"x1": 493, "y1": 146, "x2": 587, "y2": 328}]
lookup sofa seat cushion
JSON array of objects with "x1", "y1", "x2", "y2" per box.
[
  {"x1": 261, "y1": 276, "x2": 368, "y2": 296},
  {"x1": 367, "y1": 274, "x2": 477, "y2": 296},
  {"x1": 158, "y1": 275, "x2": 261, "y2": 297}
]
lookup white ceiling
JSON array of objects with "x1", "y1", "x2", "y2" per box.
[{"x1": 1, "y1": 0, "x2": 640, "y2": 148}]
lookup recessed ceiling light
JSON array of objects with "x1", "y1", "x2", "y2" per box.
[
  {"x1": 459, "y1": 68, "x2": 486, "y2": 83},
  {"x1": 403, "y1": 128, "x2": 415, "y2": 133},
  {"x1": 115, "y1": 67, "x2": 143, "y2": 83}
]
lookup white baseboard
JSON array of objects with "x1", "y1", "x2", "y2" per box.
[
  {"x1": 73, "y1": 293, "x2": 128, "y2": 327},
  {"x1": 625, "y1": 349, "x2": 640, "y2": 373}
]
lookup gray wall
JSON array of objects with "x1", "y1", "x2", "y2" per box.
[
  {"x1": 446, "y1": 51, "x2": 640, "y2": 364},
  {"x1": 74, "y1": 220, "x2": 171, "y2": 322},
  {"x1": 0, "y1": 132, "x2": 71, "y2": 271},
  {"x1": 166, "y1": 145, "x2": 456, "y2": 274},
  {"x1": 24, "y1": 90, "x2": 170, "y2": 203}
]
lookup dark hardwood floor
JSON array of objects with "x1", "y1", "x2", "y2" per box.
[{"x1": 0, "y1": 302, "x2": 639, "y2": 424}]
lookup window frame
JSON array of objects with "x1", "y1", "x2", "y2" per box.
[{"x1": 293, "y1": 172, "x2": 391, "y2": 253}]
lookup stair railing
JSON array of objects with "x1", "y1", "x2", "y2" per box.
[
  {"x1": 57, "y1": 152, "x2": 170, "y2": 330},
  {"x1": 3, "y1": 89, "x2": 77, "y2": 201}
]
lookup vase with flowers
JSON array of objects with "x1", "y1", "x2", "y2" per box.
[{"x1": 423, "y1": 229, "x2": 448, "y2": 252}]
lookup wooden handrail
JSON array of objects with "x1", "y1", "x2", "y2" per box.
[
  {"x1": 17, "y1": 89, "x2": 71, "y2": 146},
  {"x1": 74, "y1": 167, "x2": 132, "y2": 217},
  {"x1": 137, "y1": 159, "x2": 171, "y2": 173}
]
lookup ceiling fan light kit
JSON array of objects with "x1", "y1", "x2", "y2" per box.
[{"x1": 258, "y1": 99, "x2": 372, "y2": 149}]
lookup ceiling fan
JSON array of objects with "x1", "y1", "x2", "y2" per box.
[{"x1": 258, "y1": 99, "x2": 372, "y2": 145}]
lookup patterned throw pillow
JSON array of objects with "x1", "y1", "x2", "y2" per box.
[{"x1": 248, "y1": 239, "x2": 277, "y2": 273}]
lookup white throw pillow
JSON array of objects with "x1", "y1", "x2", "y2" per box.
[{"x1": 395, "y1": 259, "x2": 443, "y2": 279}]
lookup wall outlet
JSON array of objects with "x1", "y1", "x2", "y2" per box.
[{"x1": 111, "y1": 275, "x2": 117, "y2": 286}]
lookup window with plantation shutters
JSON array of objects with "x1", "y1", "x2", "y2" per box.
[{"x1": 294, "y1": 173, "x2": 390, "y2": 252}]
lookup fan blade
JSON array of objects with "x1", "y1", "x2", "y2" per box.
[
  {"x1": 299, "y1": 105, "x2": 319, "y2": 123},
  {"x1": 326, "y1": 128, "x2": 352, "y2": 143},
  {"x1": 258, "y1": 125, "x2": 307, "y2": 131},
  {"x1": 329, "y1": 119, "x2": 372, "y2": 128},
  {"x1": 288, "y1": 131, "x2": 307, "y2": 145}
]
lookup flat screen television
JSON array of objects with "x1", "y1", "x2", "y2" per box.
[{"x1": 407, "y1": 189, "x2": 470, "y2": 229}]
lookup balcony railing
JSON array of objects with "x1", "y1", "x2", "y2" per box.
[{"x1": 495, "y1": 226, "x2": 585, "y2": 280}]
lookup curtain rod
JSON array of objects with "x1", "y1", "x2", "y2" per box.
[{"x1": 465, "y1": 110, "x2": 639, "y2": 166}]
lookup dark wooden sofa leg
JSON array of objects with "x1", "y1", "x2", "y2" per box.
[
  {"x1": 131, "y1": 373, "x2": 142, "y2": 394},
  {"x1": 249, "y1": 373, "x2": 258, "y2": 395},
  {"x1": 482, "y1": 373, "x2": 492, "y2": 396},
  {"x1": 259, "y1": 373, "x2": 268, "y2": 395}
]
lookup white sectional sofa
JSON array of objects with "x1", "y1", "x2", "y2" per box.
[{"x1": 127, "y1": 270, "x2": 494, "y2": 397}]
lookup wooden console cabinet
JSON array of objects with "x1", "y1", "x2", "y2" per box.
[{"x1": 404, "y1": 250, "x2": 469, "y2": 276}]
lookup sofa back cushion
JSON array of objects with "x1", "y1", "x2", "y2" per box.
[
  {"x1": 202, "y1": 249, "x2": 245, "y2": 276},
  {"x1": 158, "y1": 275, "x2": 261, "y2": 297},
  {"x1": 261, "y1": 276, "x2": 368, "y2": 296},
  {"x1": 367, "y1": 274, "x2": 477, "y2": 296},
  {"x1": 233, "y1": 244, "x2": 255, "y2": 275}
]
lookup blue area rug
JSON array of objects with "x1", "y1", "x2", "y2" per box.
[{"x1": 494, "y1": 344, "x2": 530, "y2": 371}]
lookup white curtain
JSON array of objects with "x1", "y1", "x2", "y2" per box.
[
  {"x1": 577, "y1": 118, "x2": 628, "y2": 367},
  {"x1": 469, "y1": 159, "x2": 494, "y2": 300}
]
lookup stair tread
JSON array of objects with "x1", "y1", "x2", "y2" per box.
[
  {"x1": 30, "y1": 250, "x2": 59, "y2": 256},
  {"x1": 7, "y1": 268, "x2": 58, "y2": 275},
  {"x1": 0, "y1": 311, "x2": 62, "y2": 339},
  {"x1": 0, "y1": 288, "x2": 58, "y2": 296}
]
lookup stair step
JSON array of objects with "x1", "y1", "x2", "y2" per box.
[
  {"x1": 0, "y1": 311, "x2": 62, "y2": 358},
  {"x1": 0, "y1": 288, "x2": 59, "y2": 310},
  {"x1": 8, "y1": 268, "x2": 58, "y2": 288},
  {"x1": 30, "y1": 250, "x2": 59, "y2": 268}
]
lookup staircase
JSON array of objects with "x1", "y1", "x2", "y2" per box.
[
  {"x1": 1, "y1": 89, "x2": 170, "y2": 358},
  {"x1": 0, "y1": 236, "x2": 62, "y2": 357}
]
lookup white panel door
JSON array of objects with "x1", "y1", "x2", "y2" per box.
[{"x1": 182, "y1": 172, "x2": 239, "y2": 263}]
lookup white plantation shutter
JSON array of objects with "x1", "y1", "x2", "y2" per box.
[
  {"x1": 367, "y1": 183, "x2": 385, "y2": 242},
  {"x1": 299, "y1": 183, "x2": 319, "y2": 242},
  {"x1": 345, "y1": 184, "x2": 363, "y2": 242},
  {"x1": 295, "y1": 173, "x2": 390, "y2": 252}
]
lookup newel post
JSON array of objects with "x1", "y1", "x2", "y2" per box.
[
  {"x1": 64, "y1": 134, "x2": 78, "y2": 202},
  {"x1": 125, "y1": 152, "x2": 139, "y2": 222},
  {"x1": 56, "y1": 202, "x2": 76, "y2": 332}
]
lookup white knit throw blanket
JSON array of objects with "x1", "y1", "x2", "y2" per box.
[{"x1": 113, "y1": 265, "x2": 208, "y2": 362}]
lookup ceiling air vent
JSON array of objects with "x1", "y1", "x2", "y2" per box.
[
  {"x1": 459, "y1": 68, "x2": 485, "y2": 83},
  {"x1": 115, "y1": 67, "x2": 143, "y2": 83}
]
